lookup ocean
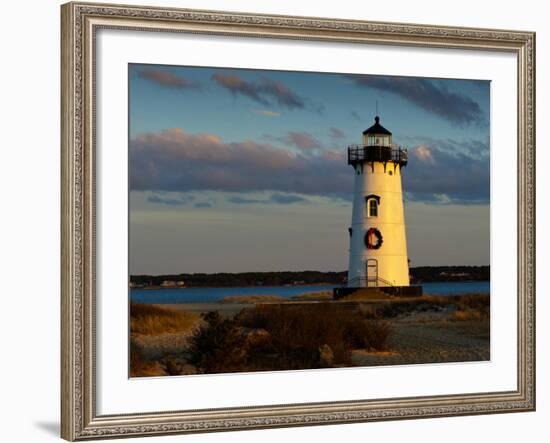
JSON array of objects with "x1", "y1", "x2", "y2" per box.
[{"x1": 130, "y1": 280, "x2": 490, "y2": 304}]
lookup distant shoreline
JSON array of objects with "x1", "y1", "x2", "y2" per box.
[
  {"x1": 134, "y1": 282, "x2": 335, "y2": 290},
  {"x1": 130, "y1": 266, "x2": 490, "y2": 289},
  {"x1": 131, "y1": 280, "x2": 489, "y2": 290}
]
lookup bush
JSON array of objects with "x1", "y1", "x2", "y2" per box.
[
  {"x1": 187, "y1": 311, "x2": 248, "y2": 373},
  {"x1": 187, "y1": 305, "x2": 395, "y2": 374},
  {"x1": 236, "y1": 304, "x2": 393, "y2": 369}
]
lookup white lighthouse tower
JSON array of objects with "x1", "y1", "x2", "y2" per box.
[{"x1": 341, "y1": 116, "x2": 418, "y2": 296}]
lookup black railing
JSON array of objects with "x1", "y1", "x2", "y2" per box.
[
  {"x1": 347, "y1": 145, "x2": 408, "y2": 166},
  {"x1": 347, "y1": 276, "x2": 396, "y2": 288}
]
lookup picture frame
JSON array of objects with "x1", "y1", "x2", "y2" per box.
[{"x1": 60, "y1": 1, "x2": 536, "y2": 440}]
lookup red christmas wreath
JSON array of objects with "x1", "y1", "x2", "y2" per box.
[{"x1": 365, "y1": 227, "x2": 383, "y2": 250}]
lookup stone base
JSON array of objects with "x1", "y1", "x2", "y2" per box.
[{"x1": 333, "y1": 285, "x2": 423, "y2": 300}]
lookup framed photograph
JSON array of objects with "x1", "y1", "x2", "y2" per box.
[{"x1": 61, "y1": 1, "x2": 536, "y2": 440}]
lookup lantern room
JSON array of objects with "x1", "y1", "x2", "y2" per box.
[{"x1": 362, "y1": 116, "x2": 392, "y2": 147}]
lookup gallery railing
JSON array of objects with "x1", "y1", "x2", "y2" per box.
[{"x1": 347, "y1": 145, "x2": 408, "y2": 167}]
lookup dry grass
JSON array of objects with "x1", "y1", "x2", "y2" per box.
[
  {"x1": 130, "y1": 302, "x2": 200, "y2": 336},
  {"x1": 291, "y1": 291, "x2": 333, "y2": 301},
  {"x1": 451, "y1": 310, "x2": 483, "y2": 321},
  {"x1": 220, "y1": 295, "x2": 286, "y2": 304},
  {"x1": 130, "y1": 338, "x2": 167, "y2": 377},
  {"x1": 360, "y1": 293, "x2": 489, "y2": 320}
]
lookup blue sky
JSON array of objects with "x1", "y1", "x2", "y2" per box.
[{"x1": 129, "y1": 64, "x2": 490, "y2": 275}]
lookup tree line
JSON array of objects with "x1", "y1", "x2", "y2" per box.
[{"x1": 130, "y1": 266, "x2": 489, "y2": 287}]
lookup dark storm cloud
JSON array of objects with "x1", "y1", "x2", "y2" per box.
[
  {"x1": 211, "y1": 73, "x2": 323, "y2": 113},
  {"x1": 344, "y1": 75, "x2": 485, "y2": 126},
  {"x1": 138, "y1": 69, "x2": 200, "y2": 90},
  {"x1": 130, "y1": 128, "x2": 488, "y2": 205}
]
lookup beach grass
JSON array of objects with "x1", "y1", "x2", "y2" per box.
[
  {"x1": 130, "y1": 302, "x2": 200, "y2": 335},
  {"x1": 291, "y1": 291, "x2": 333, "y2": 301},
  {"x1": 359, "y1": 293, "x2": 489, "y2": 319},
  {"x1": 220, "y1": 294, "x2": 286, "y2": 304}
]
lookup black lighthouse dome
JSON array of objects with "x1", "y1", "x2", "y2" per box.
[{"x1": 362, "y1": 116, "x2": 392, "y2": 136}]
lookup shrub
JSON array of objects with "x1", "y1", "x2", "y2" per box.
[
  {"x1": 187, "y1": 311, "x2": 248, "y2": 373},
  {"x1": 188, "y1": 305, "x2": 395, "y2": 374},
  {"x1": 236, "y1": 304, "x2": 393, "y2": 369}
]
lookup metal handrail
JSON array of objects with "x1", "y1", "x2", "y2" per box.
[
  {"x1": 347, "y1": 144, "x2": 408, "y2": 166},
  {"x1": 348, "y1": 276, "x2": 396, "y2": 288}
]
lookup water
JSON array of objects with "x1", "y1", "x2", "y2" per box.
[{"x1": 130, "y1": 281, "x2": 490, "y2": 304}]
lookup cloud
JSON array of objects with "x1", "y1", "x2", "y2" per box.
[
  {"x1": 130, "y1": 128, "x2": 488, "y2": 205},
  {"x1": 211, "y1": 73, "x2": 269, "y2": 105},
  {"x1": 350, "y1": 110, "x2": 362, "y2": 121},
  {"x1": 130, "y1": 128, "x2": 350, "y2": 197},
  {"x1": 146, "y1": 193, "x2": 195, "y2": 206},
  {"x1": 329, "y1": 127, "x2": 346, "y2": 140},
  {"x1": 229, "y1": 196, "x2": 263, "y2": 205},
  {"x1": 265, "y1": 131, "x2": 322, "y2": 151},
  {"x1": 400, "y1": 135, "x2": 489, "y2": 160},
  {"x1": 194, "y1": 202, "x2": 212, "y2": 208},
  {"x1": 344, "y1": 75, "x2": 485, "y2": 126},
  {"x1": 413, "y1": 145, "x2": 435, "y2": 164},
  {"x1": 138, "y1": 69, "x2": 200, "y2": 90},
  {"x1": 211, "y1": 73, "x2": 321, "y2": 113},
  {"x1": 253, "y1": 109, "x2": 281, "y2": 118},
  {"x1": 403, "y1": 138, "x2": 490, "y2": 204},
  {"x1": 259, "y1": 77, "x2": 305, "y2": 109},
  {"x1": 229, "y1": 193, "x2": 308, "y2": 205},
  {"x1": 269, "y1": 193, "x2": 307, "y2": 204}
]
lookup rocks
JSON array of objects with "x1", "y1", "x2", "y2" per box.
[
  {"x1": 162, "y1": 356, "x2": 198, "y2": 376},
  {"x1": 238, "y1": 327, "x2": 271, "y2": 348},
  {"x1": 132, "y1": 332, "x2": 193, "y2": 360},
  {"x1": 319, "y1": 344, "x2": 334, "y2": 367}
]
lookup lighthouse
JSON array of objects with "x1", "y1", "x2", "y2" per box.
[{"x1": 336, "y1": 116, "x2": 421, "y2": 298}]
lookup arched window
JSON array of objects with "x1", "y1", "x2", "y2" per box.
[
  {"x1": 365, "y1": 194, "x2": 380, "y2": 218},
  {"x1": 368, "y1": 199, "x2": 378, "y2": 217}
]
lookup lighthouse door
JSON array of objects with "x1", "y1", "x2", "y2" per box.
[{"x1": 366, "y1": 259, "x2": 378, "y2": 287}]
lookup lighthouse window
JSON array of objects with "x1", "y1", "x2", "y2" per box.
[{"x1": 368, "y1": 199, "x2": 378, "y2": 217}]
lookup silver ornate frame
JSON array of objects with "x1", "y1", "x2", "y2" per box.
[{"x1": 61, "y1": 2, "x2": 536, "y2": 440}]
